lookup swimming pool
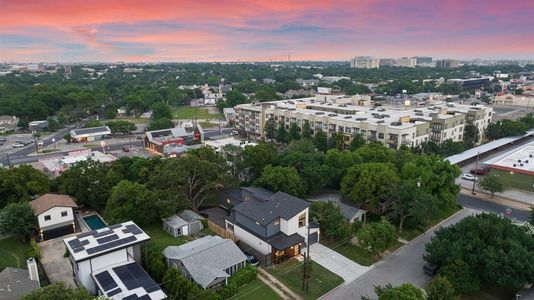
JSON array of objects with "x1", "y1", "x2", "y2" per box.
[{"x1": 82, "y1": 214, "x2": 107, "y2": 230}]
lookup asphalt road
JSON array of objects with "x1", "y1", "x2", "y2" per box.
[
  {"x1": 323, "y1": 208, "x2": 477, "y2": 300},
  {"x1": 0, "y1": 127, "x2": 233, "y2": 166},
  {"x1": 458, "y1": 193, "x2": 530, "y2": 222}
]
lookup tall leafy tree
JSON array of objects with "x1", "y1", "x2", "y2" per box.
[
  {"x1": 240, "y1": 143, "x2": 278, "y2": 180},
  {"x1": 348, "y1": 133, "x2": 365, "y2": 151},
  {"x1": 357, "y1": 219, "x2": 397, "y2": 256},
  {"x1": 264, "y1": 117, "x2": 276, "y2": 140},
  {"x1": 424, "y1": 213, "x2": 534, "y2": 293},
  {"x1": 341, "y1": 162, "x2": 399, "y2": 212},
  {"x1": 276, "y1": 124, "x2": 289, "y2": 143},
  {"x1": 301, "y1": 120, "x2": 312, "y2": 140},
  {"x1": 477, "y1": 173, "x2": 506, "y2": 198},
  {"x1": 0, "y1": 165, "x2": 50, "y2": 209},
  {"x1": 22, "y1": 282, "x2": 93, "y2": 300},
  {"x1": 313, "y1": 128, "x2": 328, "y2": 152},
  {"x1": 373, "y1": 283, "x2": 426, "y2": 300},
  {"x1": 288, "y1": 123, "x2": 300, "y2": 141},
  {"x1": 310, "y1": 201, "x2": 351, "y2": 240},
  {"x1": 254, "y1": 165, "x2": 304, "y2": 197},
  {"x1": 0, "y1": 202, "x2": 36, "y2": 240},
  {"x1": 151, "y1": 102, "x2": 173, "y2": 119},
  {"x1": 147, "y1": 117, "x2": 174, "y2": 131},
  {"x1": 463, "y1": 124, "x2": 479, "y2": 147},
  {"x1": 104, "y1": 180, "x2": 161, "y2": 226},
  {"x1": 427, "y1": 276, "x2": 458, "y2": 300},
  {"x1": 392, "y1": 181, "x2": 439, "y2": 232}
]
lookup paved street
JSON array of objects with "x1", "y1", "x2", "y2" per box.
[
  {"x1": 458, "y1": 193, "x2": 530, "y2": 222},
  {"x1": 309, "y1": 243, "x2": 370, "y2": 283},
  {"x1": 322, "y1": 208, "x2": 477, "y2": 300}
]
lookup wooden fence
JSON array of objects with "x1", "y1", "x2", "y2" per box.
[{"x1": 207, "y1": 220, "x2": 238, "y2": 242}]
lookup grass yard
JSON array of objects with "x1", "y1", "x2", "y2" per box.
[
  {"x1": 173, "y1": 106, "x2": 223, "y2": 120},
  {"x1": 141, "y1": 224, "x2": 193, "y2": 249},
  {"x1": 231, "y1": 278, "x2": 282, "y2": 300},
  {"x1": 0, "y1": 237, "x2": 31, "y2": 271},
  {"x1": 320, "y1": 239, "x2": 378, "y2": 266},
  {"x1": 265, "y1": 259, "x2": 343, "y2": 300},
  {"x1": 199, "y1": 121, "x2": 218, "y2": 129}
]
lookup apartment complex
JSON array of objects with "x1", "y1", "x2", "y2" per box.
[
  {"x1": 350, "y1": 56, "x2": 380, "y2": 69},
  {"x1": 234, "y1": 95, "x2": 493, "y2": 149},
  {"x1": 436, "y1": 59, "x2": 460, "y2": 68},
  {"x1": 395, "y1": 57, "x2": 417, "y2": 68}
]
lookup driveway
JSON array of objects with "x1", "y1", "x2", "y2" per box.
[
  {"x1": 309, "y1": 243, "x2": 370, "y2": 283},
  {"x1": 39, "y1": 237, "x2": 76, "y2": 288},
  {"x1": 322, "y1": 208, "x2": 477, "y2": 299}
]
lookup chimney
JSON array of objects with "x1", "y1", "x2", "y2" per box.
[{"x1": 26, "y1": 258, "x2": 40, "y2": 286}]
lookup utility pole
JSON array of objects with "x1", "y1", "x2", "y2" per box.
[
  {"x1": 302, "y1": 226, "x2": 311, "y2": 293},
  {"x1": 471, "y1": 151, "x2": 480, "y2": 195}
]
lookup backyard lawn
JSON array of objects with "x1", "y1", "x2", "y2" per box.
[
  {"x1": 0, "y1": 237, "x2": 31, "y2": 271},
  {"x1": 231, "y1": 278, "x2": 282, "y2": 300},
  {"x1": 265, "y1": 259, "x2": 343, "y2": 300},
  {"x1": 173, "y1": 106, "x2": 223, "y2": 120},
  {"x1": 141, "y1": 224, "x2": 192, "y2": 249}
]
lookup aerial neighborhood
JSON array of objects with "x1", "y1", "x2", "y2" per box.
[{"x1": 1, "y1": 5, "x2": 534, "y2": 299}]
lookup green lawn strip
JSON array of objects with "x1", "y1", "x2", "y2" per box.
[
  {"x1": 320, "y1": 238, "x2": 378, "y2": 267},
  {"x1": 231, "y1": 278, "x2": 282, "y2": 300},
  {"x1": 265, "y1": 259, "x2": 343, "y2": 300},
  {"x1": 141, "y1": 224, "x2": 193, "y2": 249},
  {"x1": 0, "y1": 237, "x2": 31, "y2": 270},
  {"x1": 173, "y1": 106, "x2": 223, "y2": 120}
]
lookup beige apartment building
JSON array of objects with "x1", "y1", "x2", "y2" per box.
[{"x1": 235, "y1": 95, "x2": 493, "y2": 149}]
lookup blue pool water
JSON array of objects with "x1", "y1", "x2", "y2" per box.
[{"x1": 83, "y1": 214, "x2": 107, "y2": 230}]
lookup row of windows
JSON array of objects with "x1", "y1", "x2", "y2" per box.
[{"x1": 44, "y1": 211, "x2": 68, "y2": 221}]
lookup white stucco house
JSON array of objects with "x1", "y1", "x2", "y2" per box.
[
  {"x1": 63, "y1": 221, "x2": 166, "y2": 299},
  {"x1": 30, "y1": 194, "x2": 78, "y2": 241}
]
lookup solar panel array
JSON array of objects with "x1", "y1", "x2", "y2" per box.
[
  {"x1": 86, "y1": 236, "x2": 137, "y2": 255},
  {"x1": 113, "y1": 263, "x2": 161, "y2": 293},
  {"x1": 94, "y1": 271, "x2": 117, "y2": 291}
]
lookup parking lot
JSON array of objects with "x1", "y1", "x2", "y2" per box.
[{"x1": 0, "y1": 133, "x2": 35, "y2": 153}]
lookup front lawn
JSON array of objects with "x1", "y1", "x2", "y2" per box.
[
  {"x1": 231, "y1": 278, "x2": 282, "y2": 300},
  {"x1": 320, "y1": 238, "x2": 378, "y2": 267},
  {"x1": 265, "y1": 259, "x2": 343, "y2": 300},
  {"x1": 141, "y1": 224, "x2": 192, "y2": 249},
  {"x1": 0, "y1": 237, "x2": 31, "y2": 271},
  {"x1": 173, "y1": 106, "x2": 223, "y2": 120}
]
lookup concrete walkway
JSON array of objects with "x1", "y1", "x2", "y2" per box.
[
  {"x1": 309, "y1": 243, "x2": 370, "y2": 284},
  {"x1": 257, "y1": 267, "x2": 302, "y2": 300},
  {"x1": 39, "y1": 237, "x2": 76, "y2": 288}
]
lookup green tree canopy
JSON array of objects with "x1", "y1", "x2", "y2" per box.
[
  {"x1": 427, "y1": 275, "x2": 459, "y2": 300},
  {"x1": 310, "y1": 201, "x2": 351, "y2": 240},
  {"x1": 424, "y1": 213, "x2": 534, "y2": 293},
  {"x1": 254, "y1": 165, "x2": 304, "y2": 197},
  {"x1": 240, "y1": 143, "x2": 278, "y2": 180},
  {"x1": 264, "y1": 118, "x2": 276, "y2": 141},
  {"x1": 477, "y1": 173, "x2": 506, "y2": 198},
  {"x1": 374, "y1": 283, "x2": 426, "y2": 300},
  {"x1": 341, "y1": 162, "x2": 399, "y2": 211},
  {"x1": 22, "y1": 282, "x2": 93, "y2": 300},
  {"x1": 0, "y1": 202, "x2": 36, "y2": 240},
  {"x1": 0, "y1": 165, "x2": 50, "y2": 209},
  {"x1": 313, "y1": 128, "x2": 328, "y2": 152},
  {"x1": 147, "y1": 117, "x2": 174, "y2": 131},
  {"x1": 152, "y1": 102, "x2": 173, "y2": 120},
  {"x1": 357, "y1": 218, "x2": 397, "y2": 256}
]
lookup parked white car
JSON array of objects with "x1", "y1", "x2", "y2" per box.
[
  {"x1": 462, "y1": 173, "x2": 478, "y2": 181},
  {"x1": 12, "y1": 142, "x2": 25, "y2": 148}
]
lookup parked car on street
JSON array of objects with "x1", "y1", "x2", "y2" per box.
[
  {"x1": 37, "y1": 141, "x2": 44, "y2": 147},
  {"x1": 470, "y1": 168, "x2": 489, "y2": 175},
  {"x1": 462, "y1": 173, "x2": 478, "y2": 181},
  {"x1": 423, "y1": 263, "x2": 438, "y2": 276},
  {"x1": 0, "y1": 138, "x2": 6, "y2": 142},
  {"x1": 12, "y1": 142, "x2": 25, "y2": 148}
]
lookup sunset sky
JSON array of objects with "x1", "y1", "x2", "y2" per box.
[{"x1": 1, "y1": 0, "x2": 533, "y2": 62}]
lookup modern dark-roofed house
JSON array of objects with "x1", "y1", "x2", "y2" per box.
[
  {"x1": 163, "y1": 235, "x2": 247, "y2": 289},
  {"x1": 63, "y1": 221, "x2": 164, "y2": 299},
  {"x1": 70, "y1": 126, "x2": 112, "y2": 142},
  {"x1": 214, "y1": 187, "x2": 320, "y2": 265}
]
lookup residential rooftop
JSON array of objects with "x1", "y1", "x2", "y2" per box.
[{"x1": 63, "y1": 221, "x2": 150, "y2": 262}]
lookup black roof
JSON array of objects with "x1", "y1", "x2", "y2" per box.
[
  {"x1": 268, "y1": 232, "x2": 304, "y2": 250},
  {"x1": 241, "y1": 187, "x2": 273, "y2": 201},
  {"x1": 232, "y1": 190, "x2": 310, "y2": 226}
]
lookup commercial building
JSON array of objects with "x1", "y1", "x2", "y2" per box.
[
  {"x1": 144, "y1": 125, "x2": 204, "y2": 156},
  {"x1": 379, "y1": 58, "x2": 397, "y2": 67},
  {"x1": 30, "y1": 194, "x2": 78, "y2": 241},
  {"x1": 234, "y1": 95, "x2": 493, "y2": 149},
  {"x1": 483, "y1": 141, "x2": 534, "y2": 192},
  {"x1": 350, "y1": 56, "x2": 380, "y2": 69},
  {"x1": 494, "y1": 93, "x2": 534, "y2": 107},
  {"x1": 29, "y1": 120, "x2": 48, "y2": 132},
  {"x1": 0, "y1": 115, "x2": 18, "y2": 133},
  {"x1": 395, "y1": 57, "x2": 417, "y2": 68},
  {"x1": 414, "y1": 56, "x2": 432, "y2": 64},
  {"x1": 446, "y1": 78, "x2": 491, "y2": 91},
  {"x1": 63, "y1": 221, "x2": 165, "y2": 299},
  {"x1": 39, "y1": 149, "x2": 117, "y2": 177},
  {"x1": 435, "y1": 59, "x2": 460, "y2": 68},
  {"x1": 70, "y1": 126, "x2": 111, "y2": 142},
  {"x1": 163, "y1": 235, "x2": 247, "y2": 289}
]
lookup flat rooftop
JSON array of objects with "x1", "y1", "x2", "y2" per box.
[
  {"x1": 63, "y1": 221, "x2": 150, "y2": 262},
  {"x1": 71, "y1": 126, "x2": 111, "y2": 137},
  {"x1": 484, "y1": 141, "x2": 534, "y2": 176},
  {"x1": 92, "y1": 261, "x2": 166, "y2": 300}
]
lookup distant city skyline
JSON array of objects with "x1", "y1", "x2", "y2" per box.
[{"x1": 1, "y1": 0, "x2": 533, "y2": 62}]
